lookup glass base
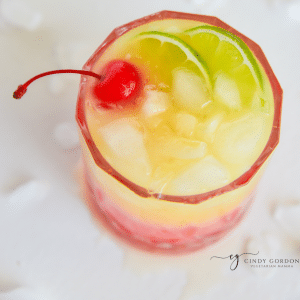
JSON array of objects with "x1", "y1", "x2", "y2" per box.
[{"x1": 83, "y1": 169, "x2": 255, "y2": 255}]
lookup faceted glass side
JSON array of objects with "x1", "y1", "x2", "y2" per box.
[{"x1": 76, "y1": 11, "x2": 282, "y2": 253}]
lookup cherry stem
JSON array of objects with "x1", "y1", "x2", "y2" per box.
[{"x1": 13, "y1": 69, "x2": 102, "y2": 99}]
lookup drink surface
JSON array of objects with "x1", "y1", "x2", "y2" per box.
[{"x1": 84, "y1": 18, "x2": 274, "y2": 196}]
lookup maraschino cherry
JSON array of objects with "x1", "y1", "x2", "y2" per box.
[
  {"x1": 93, "y1": 60, "x2": 142, "y2": 109},
  {"x1": 13, "y1": 60, "x2": 142, "y2": 109}
]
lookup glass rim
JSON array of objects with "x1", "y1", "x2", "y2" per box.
[{"x1": 76, "y1": 10, "x2": 283, "y2": 205}]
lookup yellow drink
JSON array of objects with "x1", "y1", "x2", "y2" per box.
[{"x1": 76, "y1": 11, "x2": 282, "y2": 253}]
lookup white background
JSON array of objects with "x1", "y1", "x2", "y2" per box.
[{"x1": 0, "y1": 0, "x2": 300, "y2": 299}]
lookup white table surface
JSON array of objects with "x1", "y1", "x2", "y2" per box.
[{"x1": 1, "y1": 0, "x2": 300, "y2": 299}]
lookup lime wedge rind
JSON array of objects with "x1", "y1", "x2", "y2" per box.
[
  {"x1": 136, "y1": 31, "x2": 212, "y2": 91},
  {"x1": 185, "y1": 25, "x2": 264, "y2": 90}
]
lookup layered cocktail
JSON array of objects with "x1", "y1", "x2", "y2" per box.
[{"x1": 76, "y1": 11, "x2": 282, "y2": 254}]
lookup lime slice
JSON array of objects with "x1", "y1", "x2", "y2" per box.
[
  {"x1": 133, "y1": 31, "x2": 212, "y2": 91},
  {"x1": 184, "y1": 25, "x2": 264, "y2": 107}
]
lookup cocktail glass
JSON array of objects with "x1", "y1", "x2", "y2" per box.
[{"x1": 76, "y1": 11, "x2": 282, "y2": 254}]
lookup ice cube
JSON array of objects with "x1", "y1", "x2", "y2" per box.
[
  {"x1": 54, "y1": 122, "x2": 79, "y2": 149},
  {"x1": 141, "y1": 90, "x2": 170, "y2": 128},
  {"x1": 213, "y1": 112, "x2": 268, "y2": 166},
  {"x1": 6, "y1": 180, "x2": 50, "y2": 213},
  {"x1": 150, "y1": 125, "x2": 207, "y2": 159},
  {"x1": 155, "y1": 133, "x2": 207, "y2": 160},
  {"x1": 172, "y1": 112, "x2": 198, "y2": 138},
  {"x1": 0, "y1": 0, "x2": 42, "y2": 31},
  {"x1": 164, "y1": 155, "x2": 230, "y2": 195},
  {"x1": 195, "y1": 113, "x2": 225, "y2": 142},
  {"x1": 101, "y1": 119, "x2": 144, "y2": 158},
  {"x1": 274, "y1": 203, "x2": 300, "y2": 240},
  {"x1": 143, "y1": 115, "x2": 164, "y2": 129},
  {"x1": 172, "y1": 69, "x2": 211, "y2": 114},
  {"x1": 100, "y1": 118, "x2": 151, "y2": 186},
  {"x1": 149, "y1": 163, "x2": 178, "y2": 194},
  {"x1": 214, "y1": 73, "x2": 241, "y2": 110}
]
